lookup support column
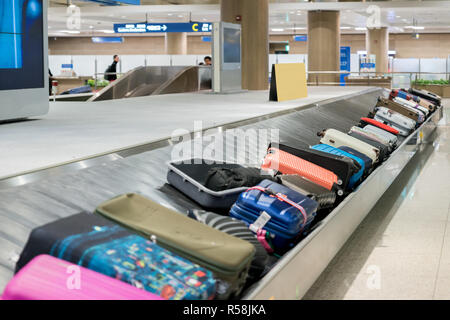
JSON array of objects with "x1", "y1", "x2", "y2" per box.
[
  {"x1": 307, "y1": 10, "x2": 340, "y2": 85},
  {"x1": 221, "y1": 0, "x2": 269, "y2": 90},
  {"x1": 165, "y1": 32, "x2": 187, "y2": 55},
  {"x1": 366, "y1": 27, "x2": 389, "y2": 74}
]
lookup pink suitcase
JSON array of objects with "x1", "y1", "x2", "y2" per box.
[{"x1": 1, "y1": 255, "x2": 164, "y2": 300}]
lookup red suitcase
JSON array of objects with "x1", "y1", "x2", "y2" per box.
[{"x1": 359, "y1": 117, "x2": 400, "y2": 135}]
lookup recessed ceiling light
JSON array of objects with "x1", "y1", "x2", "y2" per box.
[
  {"x1": 178, "y1": 15, "x2": 183, "y2": 18},
  {"x1": 168, "y1": 13, "x2": 173, "y2": 16},
  {"x1": 405, "y1": 26, "x2": 425, "y2": 30},
  {"x1": 89, "y1": 26, "x2": 93, "y2": 29},
  {"x1": 396, "y1": 15, "x2": 401, "y2": 18},
  {"x1": 102, "y1": 30, "x2": 115, "y2": 34},
  {"x1": 271, "y1": 28, "x2": 285, "y2": 32},
  {"x1": 340, "y1": 27, "x2": 351, "y2": 30},
  {"x1": 355, "y1": 27, "x2": 367, "y2": 31}
]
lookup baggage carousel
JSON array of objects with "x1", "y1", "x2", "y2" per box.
[{"x1": 0, "y1": 87, "x2": 443, "y2": 298}]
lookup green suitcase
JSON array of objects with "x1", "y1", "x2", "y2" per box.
[{"x1": 95, "y1": 193, "x2": 255, "y2": 299}]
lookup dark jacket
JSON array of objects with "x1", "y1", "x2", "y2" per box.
[{"x1": 105, "y1": 61, "x2": 118, "y2": 81}]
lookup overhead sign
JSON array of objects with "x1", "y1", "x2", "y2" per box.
[
  {"x1": 114, "y1": 22, "x2": 212, "y2": 33},
  {"x1": 293, "y1": 35, "x2": 307, "y2": 42},
  {"x1": 92, "y1": 37, "x2": 124, "y2": 43}
]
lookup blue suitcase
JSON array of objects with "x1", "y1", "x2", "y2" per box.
[
  {"x1": 310, "y1": 144, "x2": 365, "y2": 189},
  {"x1": 61, "y1": 85, "x2": 92, "y2": 95},
  {"x1": 338, "y1": 146, "x2": 373, "y2": 176},
  {"x1": 229, "y1": 180, "x2": 318, "y2": 253}
]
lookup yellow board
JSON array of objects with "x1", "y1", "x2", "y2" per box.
[{"x1": 270, "y1": 63, "x2": 308, "y2": 102}]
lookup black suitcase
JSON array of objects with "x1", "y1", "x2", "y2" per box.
[
  {"x1": 268, "y1": 143, "x2": 361, "y2": 190},
  {"x1": 338, "y1": 146, "x2": 373, "y2": 176},
  {"x1": 279, "y1": 174, "x2": 337, "y2": 209},
  {"x1": 348, "y1": 132, "x2": 390, "y2": 161},
  {"x1": 167, "y1": 159, "x2": 277, "y2": 211},
  {"x1": 408, "y1": 88, "x2": 441, "y2": 106}
]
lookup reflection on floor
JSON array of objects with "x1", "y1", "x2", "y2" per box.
[{"x1": 304, "y1": 101, "x2": 450, "y2": 300}]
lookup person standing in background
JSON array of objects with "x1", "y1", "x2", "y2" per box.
[
  {"x1": 105, "y1": 55, "x2": 119, "y2": 81},
  {"x1": 204, "y1": 56, "x2": 212, "y2": 66}
]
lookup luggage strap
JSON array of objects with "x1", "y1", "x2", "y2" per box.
[{"x1": 245, "y1": 186, "x2": 308, "y2": 227}]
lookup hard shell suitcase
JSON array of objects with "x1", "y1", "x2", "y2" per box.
[
  {"x1": 2, "y1": 255, "x2": 164, "y2": 300},
  {"x1": 348, "y1": 131, "x2": 390, "y2": 161},
  {"x1": 95, "y1": 193, "x2": 255, "y2": 299},
  {"x1": 399, "y1": 89, "x2": 436, "y2": 111},
  {"x1": 373, "y1": 107, "x2": 416, "y2": 137},
  {"x1": 167, "y1": 159, "x2": 274, "y2": 211},
  {"x1": 349, "y1": 126, "x2": 394, "y2": 150},
  {"x1": 186, "y1": 209, "x2": 272, "y2": 282},
  {"x1": 359, "y1": 118, "x2": 400, "y2": 136},
  {"x1": 279, "y1": 174, "x2": 337, "y2": 209},
  {"x1": 408, "y1": 88, "x2": 441, "y2": 106},
  {"x1": 391, "y1": 96, "x2": 429, "y2": 117},
  {"x1": 260, "y1": 146, "x2": 341, "y2": 192},
  {"x1": 15, "y1": 213, "x2": 217, "y2": 300},
  {"x1": 229, "y1": 180, "x2": 318, "y2": 253},
  {"x1": 376, "y1": 96, "x2": 424, "y2": 123},
  {"x1": 338, "y1": 146, "x2": 373, "y2": 176},
  {"x1": 362, "y1": 125, "x2": 398, "y2": 147},
  {"x1": 317, "y1": 128, "x2": 379, "y2": 164},
  {"x1": 264, "y1": 143, "x2": 361, "y2": 191},
  {"x1": 310, "y1": 144, "x2": 366, "y2": 189}
]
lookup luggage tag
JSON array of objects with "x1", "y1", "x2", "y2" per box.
[{"x1": 249, "y1": 211, "x2": 274, "y2": 254}]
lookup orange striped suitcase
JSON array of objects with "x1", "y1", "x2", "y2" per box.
[{"x1": 261, "y1": 147, "x2": 341, "y2": 192}]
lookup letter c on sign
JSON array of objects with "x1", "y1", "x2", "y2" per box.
[{"x1": 192, "y1": 23, "x2": 199, "y2": 32}]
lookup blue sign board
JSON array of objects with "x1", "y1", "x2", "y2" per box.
[
  {"x1": 202, "y1": 36, "x2": 212, "y2": 42},
  {"x1": 61, "y1": 64, "x2": 73, "y2": 69},
  {"x1": 340, "y1": 46, "x2": 351, "y2": 85},
  {"x1": 294, "y1": 35, "x2": 307, "y2": 42},
  {"x1": 114, "y1": 22, "x2": 212, "y2": 34},
  {"x1": 92, "y1": 37, "x2": 123, "y2": 43}
]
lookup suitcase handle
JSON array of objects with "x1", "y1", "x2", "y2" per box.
[{"x1": 245, "y1": 186, "x2": 308, "y2": 227}]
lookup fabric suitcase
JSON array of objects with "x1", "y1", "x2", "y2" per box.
[
  {"x1": 362, "y1": 125, "x2": 398, "y2": 147},
  {"x1": 186, "y1": 209, "x2": 272, "y2": 282},
  {"x1": 15, "y1": 213, "x2": 216, "y2": 300},
  {"x1": 408, "y1": 88, "x2": 441, "y2": 106},
  {"x1": 229, "y1": 180, "x2": 318, "y2": 253},
  {"x1": 2, "y1": 255, "x2": 164, "y2": 300},
  {"x1": 310, "y1": 144, "x2": 366, "y2": 189},
  {"x1": 338, "y1": 146, "x2": 373, "y2": 176},
  {"x1": 61, "y1": 85, "x2": 92, "y2": 95},
  {"x1": 264, "y1": 143, "x2": 360, "y2": 191},
  {"x1": 347, "y1": 131, "x2": 390, "y2": 161},
  {"x1": 359, "y1": 117, "x2": 400, "y2": 136},
  {"x1": 95, "y1": 193, "x2": 255, "y2": 299},
  {"x1": 167, "y1": 159, "x2": 275, "y2": 211},
  {"x1": 373, "y1": 107, "x2": 416, "y2": 137},
  {"x1": 391, "y1": 96, "x2": 429, "y2": 117},
  {"x1": 376, "y1": 96, "x2": 424, "y2": 123},
  {"x1": 279, "y1": 174, "x2": 337, "y2": 209},
  {"x1": 349, "y1": 126, "x2": 394, "y2": 150},
  {"x1": 317, "y1": 128, "x2": 379, "y2": 164}
]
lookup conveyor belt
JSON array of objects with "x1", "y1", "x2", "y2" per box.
[{"x1": 0, "y1": 87, "x2": 440, "y2": 297}]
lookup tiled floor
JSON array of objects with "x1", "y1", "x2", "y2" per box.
[{"x1": 304, "y1": 101, "x2": 450, "y2": 300}]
